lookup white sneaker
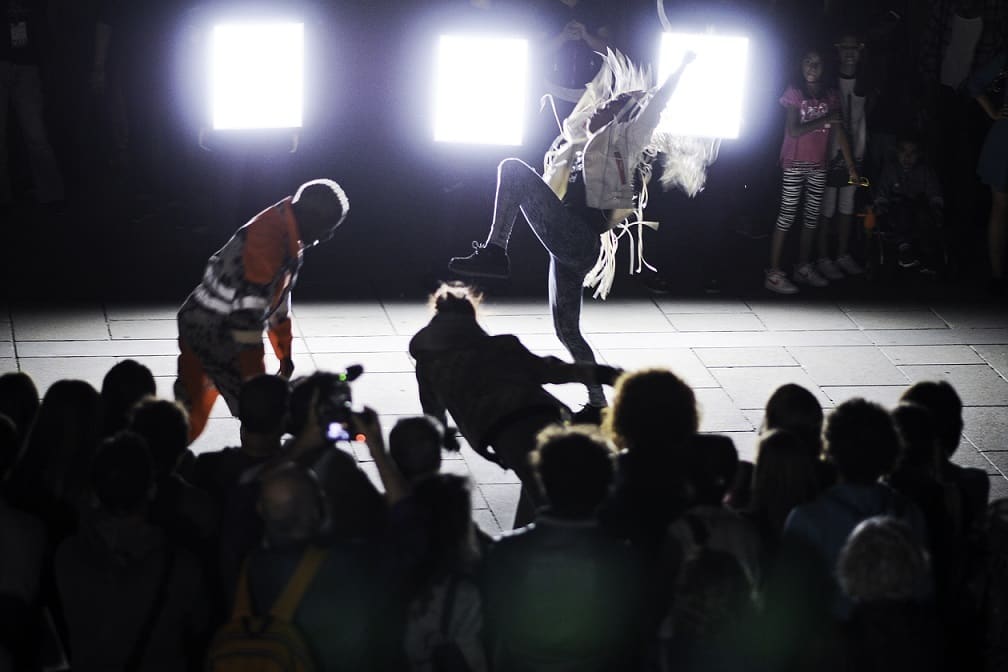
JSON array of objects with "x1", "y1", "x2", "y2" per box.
[
  {"x1": 836, "y1": 253, "x2": 865, "y2": 275},
  {"x1": 765, "y1": 269, "x2": 799, "y2": 294},
  {"x1": 793, "y1": 262, "x2": 829, "y2": 287},
  {"x1": 816, "y1": 257, "x2": 844, "y2": 280}
]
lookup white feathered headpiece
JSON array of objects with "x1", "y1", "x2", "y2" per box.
[{"x1": 544, "y1": 48, "x2": 719, "y2": 199}]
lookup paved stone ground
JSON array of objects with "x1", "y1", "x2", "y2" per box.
[{"x1": 3, "y1": 295, "x2": 1007, "y2": 536}]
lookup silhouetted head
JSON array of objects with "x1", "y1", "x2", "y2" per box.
[
  {"x1": 389, "y1": 415, "x2": 447, "y2": 483},
  {"x1": 129, "y1": 398, "x2": 190, "y2": 479},
  {"x1": 534, "y1": 425, "x2": 614, "y2": 518},
  {"x1": 92, "y1": 431, "x2": 155, "y2": 517},
  {"x1": 258, "y1": 463, "x2": 325, "y2": 547},
  {"x1": 239, "y1": 374, "x2": 290, "y2": 436},
  {"x1": 603, "y1": 367, "x2": 698, "y2": 454},
  {"x1": 763, "y1": 383, "x2": 824, "y2": 458},
  {"x1": 901, "y1": 381, "x2": 963, "y2": 459},
  {"x1": 890, "y1": 402, "x2": 940, "y2": 477},
  {"x1": 100, "y1": 359, "x2": 156, "y2": 437},
  {"x1": 824, "y1": 398, "x2": 900, "y2": 484}
]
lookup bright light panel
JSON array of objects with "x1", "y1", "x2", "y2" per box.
[
  {"x1": 434, "y1": 35, "x2": 528, "y2": 146},
  {"x1": 657, "y1": 32, "x2": 748, "y2": 139},
  {"x1": 211, "y1": 22, "x2": 304, "y2": 130}
]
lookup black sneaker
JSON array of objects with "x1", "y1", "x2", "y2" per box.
[
  {"x1": 449, "y1": 242, "x2": 510, "y2": 279},
  {"x1": 897, "y1": 243, "x2": 919, "y2": 269}
]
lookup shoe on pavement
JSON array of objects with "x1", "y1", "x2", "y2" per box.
[
  {"x1": 765, "y1": 269, "x2": 799, "y2": 294},
  {"x1": 816, "y1": 257, "x2": 844, "y2": 280},
  {"x1": 897, "y1": 243, "x2": 920, "y2": 269},
  {"x1": 836, "y1": 253, "x2": 865, "y2": 275},
  {"x1": 793, "y1": 262, "x2": 829, "y2": 287},
  {"x1": 448, "y1": 242, "x2": 510, "y2": 279}
]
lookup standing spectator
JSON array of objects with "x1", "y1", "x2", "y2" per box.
[
  {"x1": 91, "y1": 0, "x2": 183, "y2": 212},
  {"x1": 966, "y1": 50, "x2": 1008, "y2": 293},
  {"x1": 777, "y1": 398, "x2": 929, "y2": 621},
  {"x1": 745, "y1": 429, "x2": 822, "y2": 562},
  {"x1": 599, "y1": 367, "x2": 699, "y2": 553},
  {"x1": 484, "y1": 427, "x2": 641, "y2": 672},
  {"x1": 920, "y1": 0, "x2": 1006, "y2": 273},
  {"x1": 665, "y1": 435, "x2": 764, "y2": 591},
  {"x1": 901, "y1": 381, "x2": 990, "y2": 536},
  {"x1": 815, "y1": 33, "x2": 868, "y2": 281},
  {"x1": 401, "y1": 474, "x2": 488, "y2": 672},
  {"x1": 0, "y1": 0, "x2": 64, "y2": 207},
  {"x1": 6, "y1": 379, "x2": 102, "y2": 539},
  {"x1": 530, "y1": 0, "x2": 616, "y2": 152},
  {"x1": 765, "y1": 48, "x2": 859, "y2": 294},
  {"x1": 55, "y1": 432, "x2": 208, "y2": 671},
  {"x1": 129, "y1": 398, "x2": 217, "y2": 554},
  {"x1": 190, "y1": 374, "x2": 290, "y2": 613},
  {"x1": 237, "y1": 464, "x2": 392, "y2": 671}
]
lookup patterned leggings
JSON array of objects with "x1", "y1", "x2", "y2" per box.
[
  {"x1": 486, "y1": 158, "x2": 606, "y2": 406},
  {"x1": 776, "y1": 163, "x2": 827, "y2": 231}
]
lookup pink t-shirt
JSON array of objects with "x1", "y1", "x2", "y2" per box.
[{"x1": 778, "y1": 85, "x2": 839, "y2": 169}]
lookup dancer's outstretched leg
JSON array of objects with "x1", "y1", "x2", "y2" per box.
[{"x1": 450, "y1": 158, "x2": 584, "y2": 277}]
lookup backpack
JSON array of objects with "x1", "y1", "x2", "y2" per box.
[{"x1": 206, "y1": 546, "x2": 328, "y2": 672}]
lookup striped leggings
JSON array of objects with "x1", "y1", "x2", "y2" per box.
[{"x1": 775, "y1": 163, "x2": 827, "y2": 231}]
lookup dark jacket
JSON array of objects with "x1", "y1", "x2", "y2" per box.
[
  {"x1": 54, "y1": 514, "x2": 207, "y2": 672},
  {"x1": 410, "y1": 313, "x2": 594, "y2": 454},
  {"x1": 483, "y1": 514, "x2": 643, "y2": 672}
]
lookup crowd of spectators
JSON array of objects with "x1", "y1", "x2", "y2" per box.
[{"x1": 0, "y1": 344, "x2": 1006, "y2": 670}]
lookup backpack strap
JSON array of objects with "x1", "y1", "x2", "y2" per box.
[
  {"x1": 230, "y1": 562, "x2": 255, "y2": 619},
  {"x1": 125, "y1": 548, "x2": 176, "y2": 672},
  {"x1": 270, "y1": 545, "x2": 328, "y2": 621}
]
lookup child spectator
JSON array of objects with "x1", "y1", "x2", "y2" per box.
[
  {"x1": 816, "y1": 34, "x2": 869, "y2": 281},
  {"x1": 766, "y1": 48, "x2": 859, "y2": 294},
  {"x1": 873, "y1": 136, "x2": 945, "y2": 269}
]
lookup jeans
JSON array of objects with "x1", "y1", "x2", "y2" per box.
[{"x1": 487, "y1": 158, "x2": 605, "y2": 406}]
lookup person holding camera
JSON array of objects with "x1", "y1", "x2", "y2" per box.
[
  {"x1": 175, "y1": 179, "x2": 349, "y2": 441},
  {"x1": 410, "y1": 283, "x2": 623, "y2": 528}
]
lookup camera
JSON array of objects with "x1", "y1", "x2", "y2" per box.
[{"x1": 315, "y1": 365, "x2": 364, "y2": 442}]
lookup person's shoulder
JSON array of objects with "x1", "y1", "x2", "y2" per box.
[{"x1": 780, "y1": 85, "x2": 803, "y2": 106}]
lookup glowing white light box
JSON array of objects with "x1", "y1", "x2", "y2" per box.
[
  {"x1": 211, "y1": 22, "x2": 304, "y2": 130},
  {"x1": 434, "y1": 35, "x2": 528, "y2": 146},
  {"x1": 658, "y1": 32, "x2": 749, "y2": 139}
]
